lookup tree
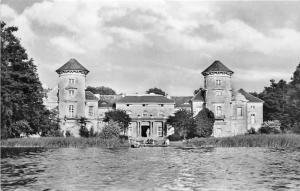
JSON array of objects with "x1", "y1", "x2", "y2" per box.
[
  {"x1": 99, "y1": 120, "x2": 121, "y2": 139},
  {"x1": 1, "y1": 21, "x2": 55, "y2": 138},
  {"x1": 167, "y1": 109, "x2": 195, "y2": 139},
  {"x1": 194, "y1": 107, "x2": 215, "y2": 137},
  {"x1": 146, "y1": 87, "x2": 166, "y2": 96},
  {"x1": 287, "y1": 63, "x2": 300, "y2": 133},
  {"x1": 78, "y1": 117, "x2": 89, "y2": 137},
  {"x1": 86, "y1": 86, "x2": 116, "y2": 95},
  {"x1": 257, "y1": 79, "x2": 293, "y2": 131},
  {"x1": 103, "y1": 110, "x2": 131, "y2": 134}
]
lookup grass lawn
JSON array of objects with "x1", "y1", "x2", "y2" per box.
[
  {"x1": 185, "y1": 134, "x2": 300, "y2": 148},
  {"x1": 0, "y1": 137, "x2": 129, "y2": 148}
]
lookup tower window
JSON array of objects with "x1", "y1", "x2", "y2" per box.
[
  {"x1": 68, "y1": 105, "x2": 74, "y2": 117},
  {"x1": 216, "y1": 79, "x2": 221, "y2": 86},
  {"x1": 88, "y1": 106, "x2": 94, "y2": 116},
  {"x1": 69, "y1": 79, "x2": 75, "y2": 84},
  {"x1": 216, "y1": 90, "x2": 222, "y2": 96},
  {"x1": 69, "y1": 90, "x2": 75, "y2": 96},
  {"x1": 237, "y1": 107, "x2": 243, "y2": 116},
  {"x1": 216, "y1": 106, "x2": 222, "y2": 116},
  {"x1": 251, "y1": 114, "x2": 255, "y2": 124}
]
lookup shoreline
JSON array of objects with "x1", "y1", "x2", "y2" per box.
[{"x1": 1, "y1": 134, "x2": 300, "y2": 149}]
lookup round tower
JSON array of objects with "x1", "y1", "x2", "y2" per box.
[
  {"x1": 202, "y1": 60, "x2": 233, "y2": 120},
  {"x1": 56, "y1": 58, "x2": 89, "y2": 121}
]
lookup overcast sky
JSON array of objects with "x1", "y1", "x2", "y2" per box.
[{"x1": 2, "y1": 0, "x2": 300, "y2": 96}]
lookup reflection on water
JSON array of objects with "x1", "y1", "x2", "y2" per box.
[{"x1": 1, "y1": 147, "x2": 300, "y2": 190}]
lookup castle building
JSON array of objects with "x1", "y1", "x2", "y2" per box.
[
  {"x1": 116, "y1": 95, "x2": 175, "y2": 139},
  {"x1": 46, "y1": 58, "x2": 263, "y2": 138},
  {"x1": 191, "y1": 60, "x2": 263, "y2": 137}
]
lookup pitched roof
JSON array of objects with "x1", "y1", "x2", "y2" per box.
[
  {"x1": 98, "y1": 101, "x2": 114, "y2": 108},
  {"x1": 56, "y1": 58, "x2": 89, "y2": 74},
  {"x1": 85, "y1": 91, "x2": 98, "y2": 101},
  {"x1": 191, "y1": 91, "x2": 205, "y2": 102},
  {"x1": 117, "y1": 95, "x2": 175, "y2": 104},
  {"x1": 171, "y1": 96, "x2": 192, "y2": 107},
  {"x1": 238, "y1": 89, "x2": 264, "y2": 103},
  {"x1": 202, "y1": 60, "x2": 233, "y2": 76}
]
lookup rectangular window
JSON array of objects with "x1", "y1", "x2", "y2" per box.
[
  {"x1": 216, "y1": 90, "x2": 222, "y2": 96},
  {"x1": 68, "y1": 105, "x2": 74, "y2": 117},
  {"x1": 237, "y1": 107, "x2": 243, "y2": 116},
  {"x1": 251, "y1": 114, "x2": 255, "y2": 124},
  {"x1": 69, "y1": 79, "x2": 75, "y2": 84},
  {"x1": 69, "y1": 90, "x2": 75, "y2": 96},
  {"x1": 160, "y1": 104, "x2": 164, "y2": 107},
  {"x1": 89, "y1": 106, "x2": 94, "y2": 116},
  {"x1": 216, "y1": 106, "x2": 222, "y2": 116},
  {"x1": 251, "y1": 105, "x2": 255, "y2": 110},
  {"x1": 158, "y1": 126, "x2": 163, "y2": 137},
  {"x1": 216, "y1": 79, "x2": 221, "y2": 86}
]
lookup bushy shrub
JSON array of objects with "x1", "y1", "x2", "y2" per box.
[
  {"x1": 194, "y1": 107, "x2": 215, "y2": 137},
  {"x1": 79, "y1": 126, "x2": 89, "y2": 137},
  {"x1": 99, "y1": 121, "x2": 120, "y2": 139},
  {"x1": 10, "y1": 120, "x2": 33, "y2": 137},
  {"x1": 291, "y1": 123, "x2": 300, "y2": 134},
  {"x1": 247, "y1": 127, "x2": 257, "y2": 135},
  {"x1": 259, "y1": 120, "x2": 281, "y2": 134},
  {"x1": 168, "y1": 134, "x2": 183, "y2": 141},
  {"x1": 65, "y1": 130, "x2": 72, "y2": 137}
]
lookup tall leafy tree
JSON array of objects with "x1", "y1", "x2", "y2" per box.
[
  {"x1": 257, "y1": 79, "x2": 292, "y2": 131},
  {"x1": 287, "y1": 63, "x2": 300, "y2": 133},
  {"x1": 86, "y1": 86, "x2": 116, "y2": 95},
  {"x1": 167, "y1": 109, "x2": 195, "y2": 139},
  {"x1": 103, "y1": 110, "x2": 131, "y2": 134},
  {"x1": 1, "y1": 21, "x2": 54, "y2": 138},
  {"x1": 146, "y1": 87, "x2": 166, "y2": 96},
  {"x1": 194, "y1": 107, "x2": 215, "y2": 137}
]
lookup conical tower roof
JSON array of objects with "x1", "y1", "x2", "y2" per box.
[
  {"x1": 56, "y1": 58, "x2": 89, "y2": 74},
  {"x1": 202, "y1": 60, "x2": 233, "y2": 76}
]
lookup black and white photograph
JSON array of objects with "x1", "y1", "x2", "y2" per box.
[{"x1": 1, "y1": 0, "x2": 300, "y2": 190}]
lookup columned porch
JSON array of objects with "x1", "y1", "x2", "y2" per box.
[{"x1": 128, "y1": 118, "x2": 166, "y2": 138}]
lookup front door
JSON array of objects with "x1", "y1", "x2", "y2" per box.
[{"x1": 141, "y1": 126, "x2": 149, "y2": 137}]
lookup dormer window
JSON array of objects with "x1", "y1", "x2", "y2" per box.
[
  {"x1": 69, "y1": 79, "x2": 75, "y2": 84},
  {"x1": 216, "y1": 79, "x2": 221, "y2": 86}
]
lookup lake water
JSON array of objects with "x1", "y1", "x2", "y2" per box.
[{"x1": 1, "y1": 147, "x2": 300, "y2": 191}]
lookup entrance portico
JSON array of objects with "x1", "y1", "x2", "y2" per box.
[{"x1": 128, "y1": 119, "x2": 165, "y2": 138}]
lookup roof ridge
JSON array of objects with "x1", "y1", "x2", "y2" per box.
[
  {"x1": 202, "y1": 60, "x2": 233, "y2": 76},
  {"x1": 238, "y1": 89, "x2": 264, "y2": 103},
  {"x1": 56, "y1": 58, "x2": 89, "y2": 74}
]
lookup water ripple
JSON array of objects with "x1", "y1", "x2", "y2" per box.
[{"x1": 1, "y1": 147, "x2": 300, "y2": 190}]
